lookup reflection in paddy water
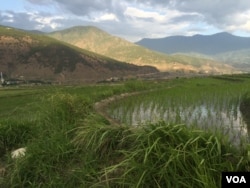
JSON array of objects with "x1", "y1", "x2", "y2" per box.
[{"x1": 110, "y1": 101, "x2": 249, "y2": 144}]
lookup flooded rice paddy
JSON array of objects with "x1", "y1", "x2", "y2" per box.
[{"x1": 108, "y1": 78, "x2": 250, "y2": 144}]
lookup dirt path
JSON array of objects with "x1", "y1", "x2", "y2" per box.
[
  {"x1": 93, "y1": 87, "x2": 165, "y2": 126},
  {"x1": 94, "y1": 91, "x2": 143, "y2": 126}
]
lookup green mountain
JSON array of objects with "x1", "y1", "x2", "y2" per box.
[
  {"x1": 48, "y1": 26, "x2": 236, "y2": 74},
  {"x1": 215, "y1": 49, "x2": 250, "y2": 72},
  {"x1": 0, "y1": 25, "x2": 157, "y2": 83}
]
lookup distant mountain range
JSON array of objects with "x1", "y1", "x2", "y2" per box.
[
  {"x1": 48, "y1": 26, "x2": 235, "y2": 74},
  {"x1": 0, "y1": 26, "x2": 157, "y2": 83},
  {"x1": 136, "y1": 32, "x2": 250, "y2": 55},
  {"x1": 0, "y1": 25, "x2": 242, "y2": 84},
  {"x1": 136, "y1": 33, "x2": 250, "y2": 71}
]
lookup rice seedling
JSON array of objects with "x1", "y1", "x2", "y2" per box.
[{"x1": 108, "y1": 76, "x2": 250, "y2": 144}]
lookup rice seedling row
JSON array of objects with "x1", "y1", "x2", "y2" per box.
[{"x1": 108, "y1": 76, "x2": 250, "y2": 144}]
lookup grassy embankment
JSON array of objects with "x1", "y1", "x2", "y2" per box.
[{"x1": 0, "y1": 76, "x2": 249, "y2": 187}]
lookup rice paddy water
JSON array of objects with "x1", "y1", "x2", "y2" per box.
[{"x1": 108, "y1": 76, "x2": 250, "y2": 144}]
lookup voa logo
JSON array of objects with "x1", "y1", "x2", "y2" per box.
[{"x1": 226, "y1": 176, "x2": 246, "y2": 184}]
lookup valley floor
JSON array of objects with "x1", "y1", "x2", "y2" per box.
[{"x1": 0, "y1": 75, "x2": 250, "y2": 187}]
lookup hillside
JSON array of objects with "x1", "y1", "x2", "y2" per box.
[
  {"x1": 0, "y1": 26, "x2": 157, "y2": 83},
  {"x1": 48, "y1": 26, "x2": 235, "y2": 74},
  {"x1": 215, "y1": 49, "x2": 250, "y2": 71}
]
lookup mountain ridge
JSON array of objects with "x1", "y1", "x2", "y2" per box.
[
  {"x1": 136, "y1": 32, "x2": 250, "y2": 71},
  {"x1": 136, "y1": 32, "x2": 250, "y2": 55},
  {"x1": 0, "y1": 25, "x2": 157, "y2": 83},
  {"x1": 48, "y1": 26, "x2": 236, "y2": 74}
]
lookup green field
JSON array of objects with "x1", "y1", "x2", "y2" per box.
[
  {"x1": 109, "y1": 75, "x2": 250, "y2": 144},
  {"x1": 0, "y1": 76, "x2": 250, "y2": 187}
]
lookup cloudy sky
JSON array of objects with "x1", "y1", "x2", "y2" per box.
[{"x1": 1, "y1": 0, "x2": 250, "y2": 41}]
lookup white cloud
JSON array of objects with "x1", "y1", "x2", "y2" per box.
[
  {"x1": 1, "y1": 12, "x2": 14, "y2": 22},
  {"x1": 124, "y1": 7, "x2": 167, "y2": 22},
  {"x1": 93, "y1": 13, "x2": 119, "y2": 22},
  {"x1": 27, "y1": 12, "x2": 63, "y2": 29},
  {"x1": 234, "y1": 11, "x2": 250, "y2": 32},
  {"x1": 122, "y1": 5, "x2": 203, "y2": 40},
  {"x1": 1, "y1": 0, "x2": 250, "y2": 41}
]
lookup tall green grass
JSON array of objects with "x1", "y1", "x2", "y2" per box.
[
  {"x1": 2, "y1": 91, "x2": 94, "y2": 187},
  {"x1": 73, "y1": 121, "x2": 249, "y2": 187},
  {"x1": 0, "y1": 77, "x2": 250, "y2": 187},
  {"x1": 0, "y1": 81, "x2": 154, "y2": 187}
]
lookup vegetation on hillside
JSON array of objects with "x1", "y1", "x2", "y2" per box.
[
  {"x1": 215, "y1": 49, "x2": 250, "y2": 71},
  {"x1": 48, "y1": 26, "x2": 235, "y2": 74},
  {"x1": 0, "y1": 25, "x2": 157, "y2": 83}
]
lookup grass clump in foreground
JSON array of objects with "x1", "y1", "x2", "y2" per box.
[
  {"x1": 73, "y1": 121, "x2": 250, "y2": 188},
  {"x1": 1, "y1": 92, "x2": 94, "y2": 187}
]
